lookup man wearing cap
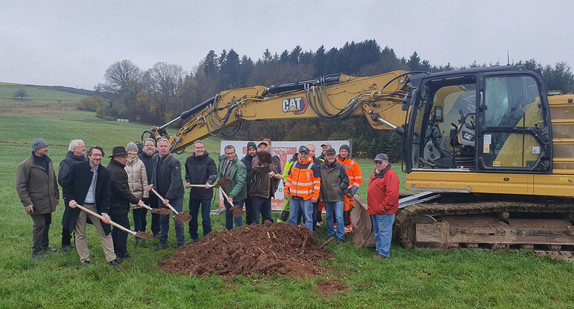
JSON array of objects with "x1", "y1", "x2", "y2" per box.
[
  {"x1": 337, "y1": 144, "x2": 363, "y2": 233},
  {"x1": 16, "y1": 138, "x2": 60, "y2": 258},
  {"x1": 285, "y1": 145, "x2": 321, "y2": 231},
  {"x1": 241, "y1": 142, "x2": 257, "y2": 224},
  {"x1": 317, "y1": 142, "x2": 332, "y2": 161},
  {"x1": 367, "y1": 153, "x2": 399, "y2": 259},
  {"x1": 319, "y1": 147, "x2": 349, "y2": 243},
  {"x1": 58, "y1": 139, "x2": 87, "y2": 252},
  {"x1": 108, "y1": 146, "x2": 145, "y2": 259},
  {"x1": 63, "y1": 146, "x2": 119, "y2": 267}
]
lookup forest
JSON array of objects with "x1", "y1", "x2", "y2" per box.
[{"x1": 82, "y1": 39, "x2": 574, "y2": 158}]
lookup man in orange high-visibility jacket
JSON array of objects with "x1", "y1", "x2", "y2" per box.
[
  {"x1": 336, "y1": 144, "x2": 362, "y2": 233},
  {"x1": 284, "y1": 145, "x2": 321, "y2": 231}
]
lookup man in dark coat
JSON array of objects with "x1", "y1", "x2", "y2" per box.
[
  {"x1": 151, "y1": 139, "x2": 185, "y2": 250},
  {"x1": 184, "y1": 140, "x2": 217, "y2": 243},
  {"x1": 16, "y1": 138, "x2": 59, "y2": 259},
  {"x1": 240, "y1": 141, "x2": 257, "y2": 224},
  {"x1": 318, "y1": 147, "x2": 349, "y2": 243},
  {"x1": 107, "y1": 146, "x2": 144, "y2": 259},
  {"x1": 138, "y1": 137, "x2": 160, "y2": 238},
  {"x1": 58, "y1": 139, "x2": 87, "y2": 251},
  {"x1": 62, "y1": 146, "x2": 119, "y2": 267}
]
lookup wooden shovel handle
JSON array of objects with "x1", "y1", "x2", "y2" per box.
[
  {"x1": 220, "y1": 188, "x2": 233, "y2": 205},
  {"x1": 75, "y1": 204, "x2": 136, "y2": 236},
  {"x1": 151, "y1": 188, "x2": 179, "y2": 214}
]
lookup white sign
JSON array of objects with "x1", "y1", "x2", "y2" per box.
[{"x1": 219, "y1": 140, "x2": 350, "y2": 210}]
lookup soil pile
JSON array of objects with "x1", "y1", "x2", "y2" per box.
[{"x1": 160, "y1": 222, "x2": 333, "y2": 278}]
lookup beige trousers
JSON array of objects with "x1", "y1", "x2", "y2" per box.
[{"x1": 74, "y1": 203, "x2": 116, "y2": 262}]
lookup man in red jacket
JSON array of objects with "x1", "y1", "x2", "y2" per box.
[{"x1": 367, "y1": 153, "x2": 399, "y2": 259}]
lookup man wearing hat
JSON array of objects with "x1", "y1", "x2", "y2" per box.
[
  {"x1": 241, "y1": 141, "x2": 257, "y2": 224},
  {"x1": 63, "y1": 146, "x2": 119, "y2": 267},
  {"x1": 367, "y1": 153, "x2": 399, "y2": 259},
  {"x1": 318, "y1": 147, "x2": 349, "y2": 243},
  {"x1": 337, "y1": 144, "x2": 363, "y2": 233},
  {"x1": 285, "y1": 145, "x2": 321, "y2": 230},
  {"x1": 317, "y1": 142, "x2": 332, "y2": 161},
  {"x1": 108, "y1": 146, "x2": 145, "y2": 259},
  {"x1": 16, "y1": 138, "x2": 60, "y2": 258}
]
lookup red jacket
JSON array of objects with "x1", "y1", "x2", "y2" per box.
[{"x1": 367, "y1": 165, "x2": 399, "y2": 215}]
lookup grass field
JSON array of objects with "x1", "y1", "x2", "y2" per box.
[{"x1": 1, "y1": 95, "x2": 574, "y2": 308}]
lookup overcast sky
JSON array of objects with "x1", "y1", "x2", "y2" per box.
[{"x1": 1, "y1": 0, "x2": 572, "y2": 90}]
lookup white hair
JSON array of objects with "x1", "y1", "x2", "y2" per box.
[{"x1": 68, "y1": 139, "x2": 84, "y2": 151}]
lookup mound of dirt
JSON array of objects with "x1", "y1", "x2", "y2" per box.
[{"x1": 160, "y1": 222, "x2": 333, "y2": 278}]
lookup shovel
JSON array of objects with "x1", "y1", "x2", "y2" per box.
[
  {"x1": 186, "y1": 177, "x2": 231, "y2": 189},
  {"x1": 75, "y1": 203, "x2": 154, "y2": 240},
  {"x1": 140, "y1": 203, "x2": 172, "y2": 216},
  {"x1": 151, "y1": 188, "x2": 192, "y2": 222}
]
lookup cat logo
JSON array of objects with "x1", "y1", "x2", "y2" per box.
[{"x1": 282, "y1": 97, "x2": 308, "y2": 115}]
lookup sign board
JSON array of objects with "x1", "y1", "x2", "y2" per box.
[{"x1": 218, "y1": 140, "x2": 351, "y2": 210}]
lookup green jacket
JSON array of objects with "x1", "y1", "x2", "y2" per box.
[
  {"x1": 16, "y1": 154, "x2": 59, "y2": 214},
  {"x1": 218, "y1": 154, "x2": 247, "y2": 202}
]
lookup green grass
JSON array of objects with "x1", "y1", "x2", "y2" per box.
[{"x1": 2, "y1": 106, "x2": 574, "y2": 308}]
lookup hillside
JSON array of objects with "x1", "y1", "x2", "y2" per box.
[{"x1": 0, "y1": 82, "x2": 96, "y2": 108}]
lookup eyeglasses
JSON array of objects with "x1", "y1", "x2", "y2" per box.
[{"x1": 375, "y1": 161, "x2": 383, "y2": 164}]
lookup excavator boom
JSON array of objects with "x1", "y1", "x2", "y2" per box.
[{"x1": 145, "y1": 70, "x2": 411, "y2": 152}]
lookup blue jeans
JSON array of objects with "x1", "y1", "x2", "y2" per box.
[
  {"x1": 159, "y1": 197, "x2": 185, "y2": 246},
  {"x1": 132, "y1": 207, "x2": 148, "y2": 232},
  {"x1": 288, "y1": 198, "x2": 313, "y2": 230},
  {"x1": 225, "y1": 199, "x2": 244, "y2": 230},
  {"x1": 324, "y1": 201, "x2": 344, "y2": 240},
  {"x1": 189, "y1": 198, "x2": 212, "y2": 240},
  {"x1": 251, "y1": 197, "x2": 273, "y2": 224},
  {"x1": 371, "y1": 214, "x2": 395, "y2": 257}
]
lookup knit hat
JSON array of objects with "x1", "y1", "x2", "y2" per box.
[
  {"x1": 339, "y1": 144, "x2": 350, "y2": 152},
  {"x1": 247, "y1": 142, "x2": 257, "y2": 150},
  {"x1": 325, "y1": 148, "x2": 336, "y2": 155},
  {"x1": 126, "y1": 142, "x2": 138, "y2": 152},
  {"x1": 374, "y1": 153, "x2": 389, "y2": 161},
  {"x1": 32, "y1": 138, "x2": 48, "y2": 152}
]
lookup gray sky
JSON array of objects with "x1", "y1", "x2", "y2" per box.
[{"x1": 1, "y1": 0, "x2": 572, "y2": 90}]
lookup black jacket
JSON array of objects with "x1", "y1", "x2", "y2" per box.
[
  {"x1": 138, "y1": 150, "x2": 156, "y2": 183},
  {"x1": 185, "y1": 151, "x2": 217, "y2": 200},
  {"x1": 62, "y1": 161, "x2": 112, "y2": 235},
  {"x1": 241, "y1": 154, "x2": 255, "y2": 192},
  {"x1": 58, "y1": 151, "x2": 87, "y2": 186},
  {"x1": 151, "y1": 153, "x2": 184, "y2": 201},
  {"x1": 107, "y1": 159, "x2": 139, "y2": 215}
]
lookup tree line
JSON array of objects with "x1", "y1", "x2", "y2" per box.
[{"x1": 80, "y1": 39, "x2": 574, "y2": 159}]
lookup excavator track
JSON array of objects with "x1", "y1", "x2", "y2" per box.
[{"x1": 395, "y1": 199, "x2": 574, "y2": 253}]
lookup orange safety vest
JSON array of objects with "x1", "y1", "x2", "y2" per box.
[{"x1": 285, "y1": 156, "x2": 320, "y2": 200}]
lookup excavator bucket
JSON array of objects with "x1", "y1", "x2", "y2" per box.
[{"x1": 351, "y1": 195, "x2": 375, "y2": 248}]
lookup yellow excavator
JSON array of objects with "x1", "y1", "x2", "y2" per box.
[{"x1": 143, "y1": 66, "x2": 574, "y2": 252}]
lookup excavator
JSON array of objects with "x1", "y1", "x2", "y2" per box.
[{"x1": 143, "y1": 66, "x2": 574, "y2": 252}]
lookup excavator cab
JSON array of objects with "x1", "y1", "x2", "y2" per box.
[{"x1": 404, "y1": 66, "x2": 552, "y2": 177}]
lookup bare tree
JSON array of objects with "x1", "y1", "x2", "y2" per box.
[
  {"x1": 147, "y1": 62, "x2": 186, "y2": 121},
  {"x1": 103, "y1": 59, "x2": 142, "y2": 95}
]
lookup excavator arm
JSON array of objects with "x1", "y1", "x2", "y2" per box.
[{"x1": 144, "y1": 70, "x2": 413, "y2": 152}]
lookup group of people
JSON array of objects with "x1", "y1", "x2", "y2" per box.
[{"x1": 16, "y1": 136, "x2": 400, "y2": 267}]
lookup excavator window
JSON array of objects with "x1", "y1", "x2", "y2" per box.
[
  {"x1": 479, "y1": 75, "x2": 545, "y2": 169},
  {"x1": 411, "y1": 78, "x2": 477, "y2": 169}
]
